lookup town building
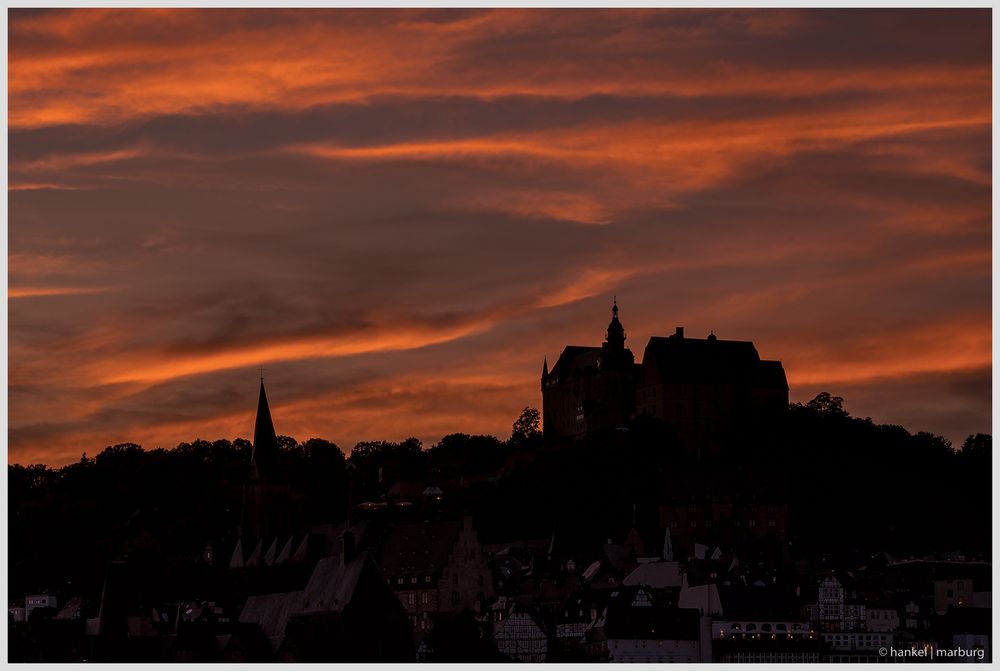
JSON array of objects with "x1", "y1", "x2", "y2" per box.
[
  {"x1": 491, "y1": 609, "x2": 549, "y2": 662},
  {"x1": 25, "y1": 595, "x2": 58, "y2": 620},
  {"x1": 585, "y1": 585, "x2": 711, "y2": 662},
  {"x1": 239, "y1": 535, "x2": 413, "y2": 661},
  {"x1": 378, "y1": 516, "x2": 493, "y2": 635},
  {"x1": 806, "y1": 574, "x2": 866, "y2": 633}
]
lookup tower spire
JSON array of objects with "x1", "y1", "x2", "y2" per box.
[
  {"x1": 604, "y1": 296, "x2": 625, "y2": 351},
  {"x1": 252, "y1": 377, "x2": 279, "y2": 482}
]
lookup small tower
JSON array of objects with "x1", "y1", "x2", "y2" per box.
[{"x1": 604, "y1": 297, "x2": 626, "y2": 352}]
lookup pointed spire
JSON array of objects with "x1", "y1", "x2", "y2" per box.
[
  {"x1": 252, "y1": 377, "x2": 279, "y2": 482},
  {"x1": 542, "y1": 356, "x2": 549, "y2": 378}
]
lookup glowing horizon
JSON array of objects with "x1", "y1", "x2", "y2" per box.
[{"x1": 9, "y1": 9, "x2": 991, "y2": 466}]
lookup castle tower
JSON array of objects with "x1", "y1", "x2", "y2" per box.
[
  {"x1": 541, "y1": 298, "x2": 638, "y2": 441},
  {"x1": 604, "y1": 298, "x2": 626, "y2": 352}
]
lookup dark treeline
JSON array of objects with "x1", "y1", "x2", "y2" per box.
[{"x1": 9, "y1": 394, "x2": 991, "y2": 603}]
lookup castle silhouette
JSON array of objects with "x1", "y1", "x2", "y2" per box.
[{"x1": 541, "y1": 300, "x2": 788, "y2": 459}]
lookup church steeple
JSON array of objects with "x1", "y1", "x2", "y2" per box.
[
  {"x1": 604, "y1": 297, "x2": 626, "y2": 351},
  {"x1": 251, "y1": 377, "x2": 279, "y2": 482},
  {"x1": 542, "y1": 356, "x2": 549, "y2": 378},
  {"x1": 234, "y1": 376, "x2": 280, "y2": 567}
]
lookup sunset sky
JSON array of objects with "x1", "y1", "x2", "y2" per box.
[{"x1": 8, "y1": 9, "x2": 992, "y2": 466}]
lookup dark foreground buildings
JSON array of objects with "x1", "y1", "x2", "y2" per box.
[{"x1": 541, "y1": 301, "x2": 788, "y2": 459}]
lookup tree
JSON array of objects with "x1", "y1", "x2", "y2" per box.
[
  {"x1": 277, "y1": 435, "x2": 299, "y2": 451},
  {"x1": 510, "y1": 407, "x2": 542, "y2": 446},
  {"x1": 429, "y1": 434, "x2": 505, "y2": 475},
  {"x1": 804, "y1": 392, "x2": 848, "y2": 417},
  {"x1": 961, "y1": 433, "x2": 991, "y2": 463}
]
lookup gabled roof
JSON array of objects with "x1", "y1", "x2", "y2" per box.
[
  {"x1": 548, "y1": 345, "x2": 601, "y2": 381},
  {"x1": 623, "y1": 561, "x2": 683, "y2": 589},
  {"x1": 240, "y1": 591, "x2": 302, "y2": 646},
  {"x1": 493, "y1": 610, "x2": 548, "y2": 639},
  {"x1": 239, "y1": 551, "x2": 377, "y2": 651},
  {"x1": 642, "y1": 335, "x2": 767, "y2": 386},
  {"x1": 297, "y1": 552, "x2": 371, "y2": 615}
]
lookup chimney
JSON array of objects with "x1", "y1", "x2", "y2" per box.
[
  {"x1": 340, "y1": 530, "x2": 356, "y2": 567},
  {"x1": 675, "y1": 326, "x2": 685, "y2": 338}
]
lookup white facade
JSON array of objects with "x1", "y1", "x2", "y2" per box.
[{"x1": 810, "y1": 576, "x2": 864, "y2": 632}]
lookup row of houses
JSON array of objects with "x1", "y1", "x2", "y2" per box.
[{"x1": 10, "y1": 512, "x2": 992, "y2": 662}]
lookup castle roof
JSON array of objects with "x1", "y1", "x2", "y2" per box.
[
  {"x1": 642, "y1": 335, "x2": 786, "y2": 389},
  {"x1": 547, "y1": 345, "x2": 601, "y2": 381}
]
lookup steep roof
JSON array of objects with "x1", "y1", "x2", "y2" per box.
[
  {"x1": 548, "y1": 345, "x2": 601, "y2": 381},
  {"x1": 239, "y1": 591, "x2": 302, "y2": 650},
  {"x1": 623, "y1": 561, "x2": 683, "y2": 589},
  {"x1": 642, "y1": 335, "x2": 785, "y2": 389},
  {"x1": 297, "y1": 553, "x2": 371, "y2": 615},
  {"x1": 252, "y1": 380, "x2": 280, "y2": 481},
  {"x1": 239, "y1": 551, "x2": 377, "y2": 651}
]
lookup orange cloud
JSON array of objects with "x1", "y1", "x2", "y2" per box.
[
  {"x1": 96, "y1": 318, "x2": 497, "y2": 386},
  {"x1": 786, "y1": 320, "x2": 991, "y2": 387},
  {"x1": 7, "y1": 9, "x2": 991, "y2": 465},
  {"x1": 8, "y1": 9, "x2": 990, "y2": 128},
  {"x1": 9, "y1": 286, "x2": 116, "y2": 299}
]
